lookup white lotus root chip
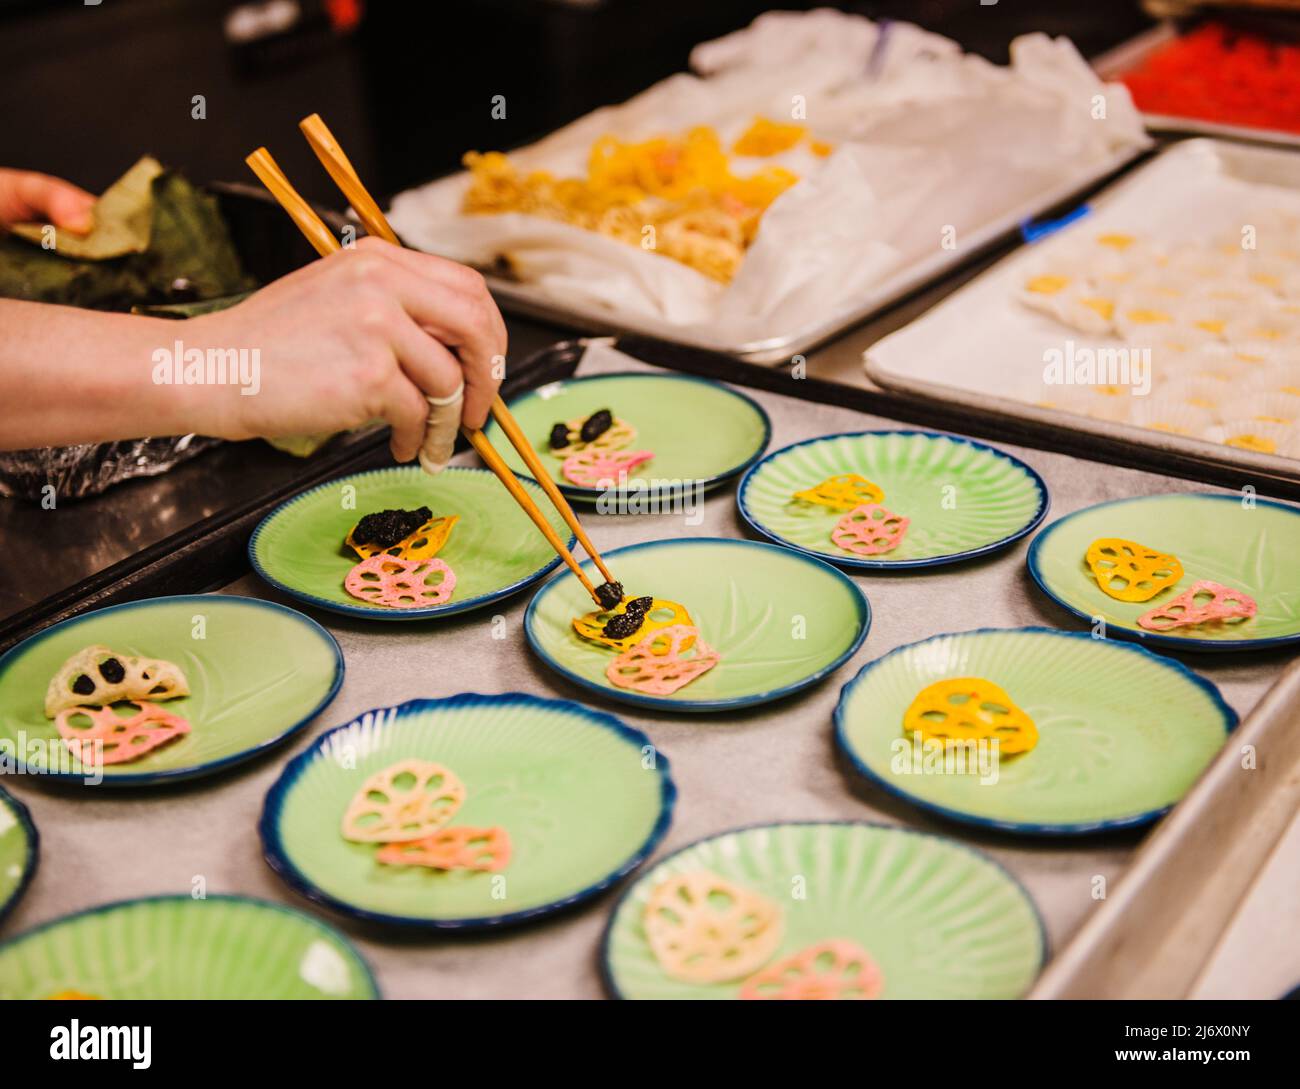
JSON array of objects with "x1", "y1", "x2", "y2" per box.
[
  {"x1": 644, "y1": 870, "x2": 784, "y2": 984},
  {"x1": 831, "y1": 503, "x2": 909, "y2": 556},
  {"x1": 376, "y1": 826, "x2": 512, "y2": 872},
  {"x1": 341, "y1": 760, "x2": 467, "y2": 843},
  {"x1": 55, "y1": 701, "x2": 191, "y2": 766},
  {"x1": 561, "y1": 447, "x2": 654, "y2": 488},
  {"x1": 550, "y1": 416, "x2": 637, "y2": 457},
  {"x1": 740, "y1": 939, "x2": 884, "y2": 1000},
  {"x1": 45, "y1": 644, "x2": 189, "y2": 718},
  {"x1": 343, "y1": 555, "x2": 456, "y2": 609},
  {"x1": 607, "y1": 624, "x2": 720, "y2": 696},
  {"x1": 1138, "y1": 579, "x2": 1258, "y2": 632}
]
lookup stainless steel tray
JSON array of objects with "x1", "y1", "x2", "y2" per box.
[
  {"x1": 479, "y1": 147, "x2": 1141, "y2": 365},
  {"x1": 865, "y1": 137, "x2": 1300, "y2": 491},
  {"x1": 1094, "y1": 21, "x2": 1300, "y2": 150}
]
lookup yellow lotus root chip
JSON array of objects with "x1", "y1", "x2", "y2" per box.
[
  {"x1": 340, "y1": 759, "x2": 467, "y2": 843},
  {"x1": 572, "y1": 597, "x2": 695, "y2": 653},
  {"x1": 346, "y1": 515, "x2": 458, "y2": 560},
  {"x1": 47, "y1": 991, "x2": 101, "y2": 1000},
  {"x1": 903, "y1": 677, "x2": 1039, "y2": 756},
  {"x1": 44, "y1": 644, "x2": 188, "y2": 719},
  {"x1": 739, "y1": 939, "x2": 884, "y2": 1001},
  {"x1": 376, "y1": 826, "x2": 512, "y2": 872},
  {"x1": 1085, "y1": 537, "x2": 1184, "y2": 602},
  {"x1": 644, "y1": 871, "x2": 784, "y2": 984},
  {"x1": 549, "y1": 416, "x2": 637, "y2": 458},
  {"x1": 792, "y1": 473, "x2": 885, "y2": 511}
]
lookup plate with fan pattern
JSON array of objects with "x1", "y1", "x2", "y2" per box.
[
  {"x1": 601, "y1": 821, "x2": 1046, "y2": 999},
  {"x1": 524, "y1": 538, "x2": 871, "y2": 711},
  {"x1": 835, "y1": 627, "x2": 1236, "y2": 834},
  {"x1": 737, "y1": 430, "x2": 1049, "y2": 569}
]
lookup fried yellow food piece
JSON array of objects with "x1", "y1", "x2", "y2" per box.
[
  {"x1": 792, "y1": 473, "x2": 885, "y2": 511},
  {"x1": 903, "y1": 677, "x2": 1038, "y2": 755},
  {"x1": 732, "y1": 116, "x2": 806, "y2": 156},
  {"x1": 346, "y1": 515, "x2": 458, "y2": 561},
  {"x1": 1085, "y1": 537, "x2": 1183, "y2": 602},
  {"x1": 572, "y1": 597, "x2": 695, "y2": 653}
]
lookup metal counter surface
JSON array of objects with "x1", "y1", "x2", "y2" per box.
[{"x1": 2, "y1": 347, "x2": 1288, "y2": 999}]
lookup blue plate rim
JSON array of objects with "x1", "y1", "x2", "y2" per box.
[
  {"x1": 598, "y1": 818, "x2": 1049, "y2": 1000},
  {"x1": 523, "y1": 537, "x2": 872, "y2": 712},
  {"x1": 736, "y1": 429, "x2": 1051, "y2": 570},
  {"x1": 0, "y1": 785, "x2": 37, "y2": 929},
  {"x1": 248, "y1": 465, "x2": 576, "y2": 621},
  {"x1": 259, "y1": 691, "x2": 678, "y2": 931},
  {"x1": 0, "y1": 594, "x2": 345, "y2": 786},
  {"x1": 0, "y1": 892, "x2": 380, "y2": 997},
  {"x1": 833, "y1": 625, "x2": 1239, "y2": 836},
  {"x1": 486, "y1": 370, "x2": 773, "y2": 501},
  {"x1": 1026, "y1": 491, "x2": 1300, "y2": 652}
]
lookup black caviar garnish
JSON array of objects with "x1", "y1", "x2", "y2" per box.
[
  {"x1": 352, "y1": 506, "x2": 432, "y2": 548},
  {"x1": 602, "y1": 611, "x2": 646, "y2": 640},
  {"x1": 548, "y1": 423, "x2": 570, "y2": 450},
  {"x1": 71, "y1": 674, "x2": 97, "y2": 696},
  {"x1": 580, "y1": 409, "x2": 613, "y2": 443},
  {"x1": 98, "y1": 657, "x2": 126, "y2": 684},
  {"x1": 624, "y1": 596, "x2": 653, "y2": 616},
  {"x1": 594, "y1": 580, "x2": 624, "y2": 610}
]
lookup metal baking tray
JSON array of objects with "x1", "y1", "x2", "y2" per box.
[
  {"x1": 1094, "y1": 21, "x2": 1300, "y2": 150},
  {"x1": 865, "y1": 137, "x2": 1300, "y2": 491}
]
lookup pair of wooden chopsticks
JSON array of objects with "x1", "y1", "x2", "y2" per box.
[{"x1": 246, "y1": 115, "x2": 618, "y2": 607}]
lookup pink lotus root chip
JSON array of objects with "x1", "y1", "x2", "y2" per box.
[
  {"x1": 561, "y1": 448, "x2": 655, "y2": 488},
  {"x1": 54, "y1": 700, "x2": 191, "y2": 766},
  {"x1": 606, "y1": 624, "x2": 720, "y2": 696},
  {"x1": 739, "y1": 939, "x2": 884, "y2": 1001},
  {"x1": 831, "y1": 504, "x2": 909, "y2": 556},
  {"x1": 376, "y1": 826, "x2": 512, "y2": 872},
  {"x1": 344, "y1": 555, "x2": 456, "y2": 609},
  {"x1": 1137, "y1": 579, "x2": 1258, "y2": 632}
]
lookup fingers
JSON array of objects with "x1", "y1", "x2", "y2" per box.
[
  {"x1": 1, "y1": 171, "x2": 96, "y2": 233},
  {"x1": 342, "y1": 240, "x2": 505, "y2": 429},
  {"x1": 379, "y1": 369, "x2": 431, "y2": 463}
]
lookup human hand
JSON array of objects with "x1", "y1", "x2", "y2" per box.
[
  {"x1": 0, "y1": 168, "x2": 96, "y2": 233},
  {"x1": 191, "y1": 238, "x2": 506, "y2": 460}
]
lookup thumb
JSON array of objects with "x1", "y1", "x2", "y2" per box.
[{"x1": 43, "y1": 183, "x2": 97, "y2": 234}]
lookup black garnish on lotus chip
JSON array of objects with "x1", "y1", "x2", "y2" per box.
[
  {"x1": 624, "y1": 596, "x2": 653, "y2": 616},
  {"x1": 548, "y1": 423, "x2": 570, "y2": 450},
  {"x1": 602, "y1": 611, "x2": 646, "y2": 641},
  {"x1": 579, "y1": 409, "x2": 613, "y2": 443},
  {"x1": 352, "y1": 506, "x2": 432, "y2": 548},
  {"x1": 71, "y1": 674, "x2": 96, "y2": 696},
  {"x1": 594, "y1": 580, "x2": 624, "y2": 609},
  {"x1": 98, "y1": 657, "x2": 126, "y2": 684}
]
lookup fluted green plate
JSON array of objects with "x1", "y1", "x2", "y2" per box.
[
  {"x1": 0, "y1": 895, "x2": 377, "y2": 998},
  {"x1": 1028, "y1": 493, "x2": 1300, "y2": 651},
  {"x1": 602, "y1": 821, "x2": 1045, "y2": 999},
  {"x1": 249, "y1": 466, "x2": 573, "y2": 619},
  {"x1": 738, "y1": 430, "x2": 1049, "y2": 568},
  {"x1": 0, "y1": 787, "x2": 36, "y2": 926},
  {"x1": 835, "y1": 628, "x2": 1235, "y2": 834},
  {"x1": 260, "y1": 693, "x2": 675, "y2": 929},
  {"x1": 484, "y1": 371, "x2": 771, "y2": 503},
  {"x1": 0, "y1": 595, "x2": 342, "y2": 785},
  {"x1": 524, "y1": 538, "x2": 870, "y2": 712}
]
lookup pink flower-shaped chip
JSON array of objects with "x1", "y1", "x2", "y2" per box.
[
  {"x1": 344, "y1": 555, "x2": 456, "y2": 609},
  {"x1": 606, "y1": 623, "x2": 720, "y2": 696},
  {"x1": 561, "y1": 448, "x2": 654, "y2": 488},
  {"x1": 1138, "y1": 579, "x2": 1258, "y2": 632},
  {"x1": 831, "y1": 503, "x2": 909, "y2": 556},
  {"x1": 55, "y1": 700, "x2": 191, "y2": 766}
]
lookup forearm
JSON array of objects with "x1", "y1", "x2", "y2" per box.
[{"x1": 0, "y1": 300, "x2": 240, "y2": 450}]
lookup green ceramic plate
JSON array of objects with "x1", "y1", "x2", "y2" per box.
[
  {"x1": 602, "y1": 821, "x2": 1045, "y2": 999},
  {"x1": 249, "y1": 466, "x2": 574, "y2": 620},
  {"x1": 1028, "y1": 493, "x2": 1300, "y2": 651},
  {"x1": 835, "y1": 628, "x2": 1235, "y2": 834},
  {"x1": 524, "y1": 538, "x2": 870, "y2": 712},
  {"x1": 0, "y1": 895, "x2": 377, "y2": 998},
  {"x1": 738, "y1": 430, "x2": 1049, "y2": 568},
  {"x1": 0, "y1": 595, "x2": 342, "y2": 786},
  {"x1": 0, "y1": 786, "x2": 36, "y2": 927},
  {"x1": 483, "y1": 372, "x2": 771, "y2": 503},
  {"x1": 260, "y1": 692, "x2": 675, "y2": 929}
]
